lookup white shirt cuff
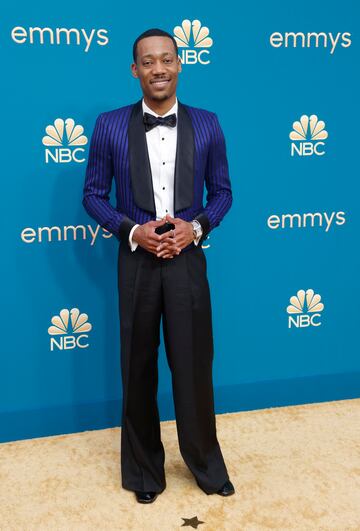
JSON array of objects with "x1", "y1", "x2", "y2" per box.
[{"x1": 128, "y1": 224, "x2": 140, "y2": 251}]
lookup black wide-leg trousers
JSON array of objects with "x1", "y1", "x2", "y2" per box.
[{"x1": 117, "y1": 240, "x2": 229, "y2": 494}]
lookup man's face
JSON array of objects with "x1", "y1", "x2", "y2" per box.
[{"x1": 131, "y1": 36, "x2": 181, "y2": 102}]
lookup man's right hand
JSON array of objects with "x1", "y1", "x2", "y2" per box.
[{"x1": 132, "y1": 218, "x2": 181, "y2": 259}]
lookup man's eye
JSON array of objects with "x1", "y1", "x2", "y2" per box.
[{"x1": 164, "y1": 59, "x2": 172, "y2": 63}]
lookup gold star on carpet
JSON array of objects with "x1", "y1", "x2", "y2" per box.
[{"x1": 181, "y1": 516, "x2": 205, "y2": 529}]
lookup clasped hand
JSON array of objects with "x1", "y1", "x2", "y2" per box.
[{"x1": 133, "y1": 214, "x2": 194, "y2": 258}]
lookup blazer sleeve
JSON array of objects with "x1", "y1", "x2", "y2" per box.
[
  {"x1": 194, "y1": 112, "x2": 233, "y2": 244},
  {"x1": 82, "y1": 113, "x2": 136, "y2": 242}
]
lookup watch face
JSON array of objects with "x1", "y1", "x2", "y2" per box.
[
  {"x1": 191, "y1": 220, "x2": 202, "y2": 240},
  {"x1": 192, "y1": 221, "x2": 202, "y2": 237}
]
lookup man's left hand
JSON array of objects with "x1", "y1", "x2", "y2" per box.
[{"x1": 156, "y1": 214, "x2": 194, "y2": 258}]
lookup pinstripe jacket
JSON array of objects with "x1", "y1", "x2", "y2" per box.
[{"x1": 82, "y1": 99, "x2": 232, "y2": 251}]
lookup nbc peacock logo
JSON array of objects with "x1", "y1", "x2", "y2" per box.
[
  {"x1": 42, "y1": 118, "x2": 88, "y2": 164},
  {"x1": 287, "y1": 289, "x2": 324, "y2": 328},
  {"x1": 173, "y1": 19, "x2": 213, "y2": 65},
  {"x1": 48, "y1": 308, "x2": 92, "y2": 350},
  {"x1": 289, "y1": 115, "x2": 328, "y2": 157}
]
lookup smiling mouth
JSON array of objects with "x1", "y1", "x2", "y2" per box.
[{"x1": 150, "y1": 79, "x2": 170, "y2": 86}]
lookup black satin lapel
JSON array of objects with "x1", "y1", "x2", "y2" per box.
[
  {"x1": 174, "y1": 101, "x2": 194, "y2": 213},
  {"x1": 128, "y1": 99, "x2": 156, "y2": 215}
]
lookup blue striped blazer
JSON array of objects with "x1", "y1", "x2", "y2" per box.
[{"x1": 82, "y1": 99, "x2": 232, "y2": 250}]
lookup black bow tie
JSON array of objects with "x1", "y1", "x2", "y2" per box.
[{"x1": 143, "y1": 112, "x2": 177, "y2": 132}]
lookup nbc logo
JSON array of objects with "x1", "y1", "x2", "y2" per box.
[
  {"x1": 287, "y1": 289, "x2": 324, "y2": 328},
  {"x1": 48, "y1": 308, "x2": 92, "y2": 350},
  {"x1": 290, "y1": 115, "x2": 328, "y2": 157},
  {"x1": 173, "y1": 19, "x2": 213, "y2": 65},
  {"x1": 42, "y1": 118, "x2": 88, "y2": 164}
]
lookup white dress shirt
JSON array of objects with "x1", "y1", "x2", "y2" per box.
[{"x1": 128, "y1": 97, "x2": 202, "y2": 251}]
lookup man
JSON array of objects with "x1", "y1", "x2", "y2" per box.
[{"x1": 83, "y1": 28, "x2": 234, "y2": 504}]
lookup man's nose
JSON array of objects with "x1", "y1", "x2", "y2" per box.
[{"x1": 152, "y1": 60, "x2": 166, "y2": 74}]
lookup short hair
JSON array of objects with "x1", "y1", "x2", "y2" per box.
[{"x1": 133, "y1": 28, "x2": 178, "y2": 63}]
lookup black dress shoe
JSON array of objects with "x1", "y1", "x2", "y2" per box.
[
  {"x1": 134, "y1": 490, "x2": 159, "y2": 504},
  {"x1": 216, "y1": 479, "x2": 235, "y2": 496}
]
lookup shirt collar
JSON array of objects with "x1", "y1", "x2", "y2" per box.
[{"x1": 142, "y1": 97, "x2": 178, "y2": 118}]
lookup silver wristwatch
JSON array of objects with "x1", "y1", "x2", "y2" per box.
[{"x1": 191, "y1": 219, "x2": 203, "y2": 240}]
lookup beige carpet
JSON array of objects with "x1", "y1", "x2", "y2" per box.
[{"x1": 1, "y1": 399, "x2": 360, "y2": 530}]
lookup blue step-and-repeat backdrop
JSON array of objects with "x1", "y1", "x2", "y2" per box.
[{"x1": 1, "y1": 0, "x2": 359, "y2": 442}]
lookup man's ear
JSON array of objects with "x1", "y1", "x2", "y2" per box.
[
  {"x1": 130, "y1": 63, "x2": 138, "y2": 78},
  {"x1": 177, "y1": 58, "x2": 182, "y2": 73}
]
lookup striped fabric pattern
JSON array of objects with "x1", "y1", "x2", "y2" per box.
[{"x1": 82, "y1": 102, "x2": 232, "y2": 241}]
